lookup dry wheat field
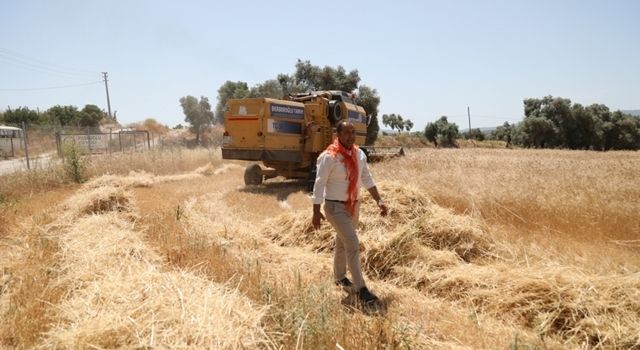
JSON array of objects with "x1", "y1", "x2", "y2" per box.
[{"x1": 0, "y1": 147, "x2": 639, "y2": 349}]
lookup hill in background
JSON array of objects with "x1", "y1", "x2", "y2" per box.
[{"x1": 460, "y1": 126, "x2": 497, "y2": 134}]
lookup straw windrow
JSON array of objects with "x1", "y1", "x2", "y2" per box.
[
  {"x1": 3, "y1": 149, "x2": 639, "y2": 349},
  {"x1": 364, "y1": 203, "x2": 493, "y2": 279},
  {"x1": 38, "y1": 166, "x2": 269, "y2": 349},
  {"x1": 260, "y1": 181, "x2": 640, "y2": 347},
  {"x1": 261, "y1": 182, "x2": 435, "y2": 253},
  {"x1": 82, "y1": 161, "x2": 221, "y2": 191},
  {"x1": 403, "y1": 263, "x2": 640, "y2": 346}
]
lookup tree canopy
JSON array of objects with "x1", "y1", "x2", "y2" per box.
[
  {"x1": 490, "y1": 122, "x2": 514, "y2": 145},
  {"x1": 508, "y1": 96, "x2": 640, "y2": 150},
  {"x1": 214, "y1": 59, "x2": 382, "y2": 145},
  {"x1": 424, "y1": 116, "x2": 460, "y2": 147},
  {"x1": 249, "y1": 79, "x2": 284, "y2": 99},
  {"x1": 78, "y1": 104, "x2": 105, "y2": 127},
  {"x1": 0, "y1": 104, "x2": 107, "y2": 127},
  {"x1": 382, "y1": 113, "x2": 414, "y2": 133},
  {"x1": 291, "y1": 60, "x2": 360, "y2": 92},
  {"x1": 180, "y1": 95, "x2": 214, "y2": 143},
  {"x1": 463, "y1": 128, "x2": 485, "y2": 141},
  {"x1": 355, "y1": 85, "x2": 381, "y2": 145},
  {"x1": 214, "y1": 81, "x2": 250, "y2": 124},
  {"x1": 0, "y1": 106, "x2": 41, "y2": 125}
]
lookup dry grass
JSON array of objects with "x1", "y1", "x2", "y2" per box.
[
  {"x1": 25, "y1": 165, "x2": 268, "y2": 349},
  {"x1": 2, "y1": 146, "x2": 639, "y2": 349},
  {"x1": 261, "y1": 181, "x2": 640, "y2": 347},
  {"x1": 6, "y1": 126, "x2": 58, "y2": 158},
  {"x1": 41, "y1": 214, "x2": 267, "y2": 349},
  {"x1": 0, "y1": 207, "x2": 64, "y2": 348},
  {"x1": 0, "y1": 147, "x2": 219, "y2": 201},
  {"x1": 133, "y1": 171, "x2": 440, "y2": 349},
  {"x1": 375, "y1": 134, "x2": 508, "y2": 149},
  {"x1": 378, "y1": 149, "x2": 640, "y2": 250},
  {"x1": 375, "y1": 134, "x2": 434, "y2": 148},
  {"x1": 85, "y1": 147, "x2": 222, "y2": 177}
]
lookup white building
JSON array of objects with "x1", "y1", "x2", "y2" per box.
[{"x1": 0, "y1": 125, "x2": 24, "y2": 157}]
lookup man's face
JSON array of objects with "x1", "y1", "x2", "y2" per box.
[{"x1": 338, "y1": 123, "x2": 356, "y2": 148}]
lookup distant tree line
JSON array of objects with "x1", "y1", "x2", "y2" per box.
[
  {"x1": 463, "y1": 128, "x2": 485, "y2": 141},
  {"x1": 0, "y1": 104, "x2": 110, "y2": 128},
  {"x1": 490, "y1": 96, "x2": 640, "y2": 150},
  {"x1": 211, "y1": 59, "x2": 382, "y2": 145},
  {"x1": 417, "y1": 96, "x2": 640, "y2": 151},
  {"x1": 422, "y1": 117, "x2": 484, "y2": 147},
  {"x1": 382, "y1": 114, "x2": 414, "y2": 133}
]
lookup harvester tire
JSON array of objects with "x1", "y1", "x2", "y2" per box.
[
  {"x1": 244, "y1": 164, "x2": 263, "y2": 186},
  {"x1": 328, "y1": 101, "x2": 343, "y2": 126},
  {"x1": 333, "y1": 103, "x2": 342, "y2": 121},
  {"x1": 327, "y1": 101, "x2": 337, "y2": 125}
]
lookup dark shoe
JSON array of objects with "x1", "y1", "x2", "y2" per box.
[
  {"x1": 335, "y1": 277, "x2": 353, "y2": 288},
  {"x1": 336, "y1": 277, "x2": 355, "y2": 293},
  {"x1": 358, "y1": 287, "x2": 379, "y2": 304}
]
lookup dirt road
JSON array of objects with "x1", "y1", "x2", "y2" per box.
[{"x1": 0, "y1": 153, "x2": 58, "y2": 175}]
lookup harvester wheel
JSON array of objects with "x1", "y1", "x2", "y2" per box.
[
  {"x1": 333, "y1": 103, "x2": 342, "y2": 120},
  {"x1": 244, "y1": 164, "x2": 263, "y2": 186},
  {"x1": 327, "y1": 101, "x2": 343, "y2": 126}
]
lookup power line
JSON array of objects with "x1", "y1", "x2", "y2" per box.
[
  {"x1": 0, "y1": 48, "x2": 98, "y2": 76},
  {"x1": 0, "y1": 54, "x2": 95, "y2": 79},
  {"x1": 0, "y1": 81, "x2": 102, "y2": 91},
  {"x1": 448, "y1": 114, "x2": 521, "y2": 121}
]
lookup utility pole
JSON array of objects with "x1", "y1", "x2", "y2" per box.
[
  {"x1": 102, "y1": 72, "x2": 113, "y2": 121},
  {"x1": 467, "y1": 106, "x2": 471, "y2": 132}
]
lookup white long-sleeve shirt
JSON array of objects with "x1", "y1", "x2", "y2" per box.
[{"x1": 312, "y1": 148, "x2": 376, "y2": 204}]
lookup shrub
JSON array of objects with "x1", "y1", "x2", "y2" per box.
[{"x1": 62, "y1": 140, "x2": 88, "y2": 183}]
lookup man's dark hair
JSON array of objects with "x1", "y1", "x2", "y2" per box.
[{"x1": 336, "y1": 120, "x2": 352, "y2": 133}]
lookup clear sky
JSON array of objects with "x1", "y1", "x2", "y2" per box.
[{"x1": 1, "y1": 0, "x2": 638, "y2": 130}]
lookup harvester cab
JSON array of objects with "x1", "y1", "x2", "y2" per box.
[{"x1": 221, "y1": 90, "x2": 403, "y2": 188}]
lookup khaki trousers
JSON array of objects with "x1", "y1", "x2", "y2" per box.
[{"x1": 324, "y1": 201, "x2": 365, "y2": 290}]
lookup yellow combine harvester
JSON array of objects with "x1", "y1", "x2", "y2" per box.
[{"x1": 221, "y1": 90, "x2": 403, "y2": 187}]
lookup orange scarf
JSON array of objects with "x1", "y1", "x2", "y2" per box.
[{"x1": 326, "y1": 138, "x2": 359, "y2": 216}]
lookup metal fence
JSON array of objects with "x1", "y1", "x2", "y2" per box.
[
  {"x1": 55, "y1": 129, "x2": 151, "y2": 156},
  {"x1": 0, "y1": 122, "x2": 155, "y2": 171}
]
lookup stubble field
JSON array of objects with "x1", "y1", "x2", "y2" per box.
[{"x1": 1, "y1": 147, "x2": 638, "y2": 349}]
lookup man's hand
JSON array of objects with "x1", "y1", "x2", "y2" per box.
[
  {"x1": 312, "y1": 211, "x2": 325, "y2": 230},
  {"x1": 312, "y1": 204, "x2": 325, "y2": 230},
  {"x1": 366, "y1": 186, "x2": 388, "y2": 217}
]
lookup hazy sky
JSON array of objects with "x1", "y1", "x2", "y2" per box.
[{"x1": 1, "y1": 0, "x2": 638, "y2": 130}]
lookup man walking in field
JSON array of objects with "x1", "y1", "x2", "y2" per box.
[{"x1": 312, "y1": 120, "x2": 388, "y2": 304}]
